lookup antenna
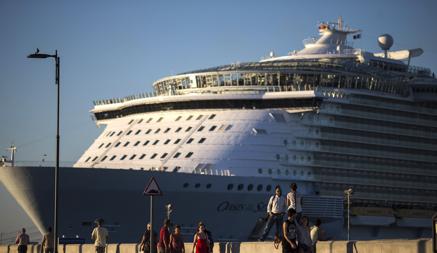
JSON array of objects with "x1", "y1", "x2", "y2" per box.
[
  {"x1": 6, "y1": 145, "x2": 17, "y2": 167},
  {"x1": 338, "y1": 16, "x2": 343, "y2": 31}
]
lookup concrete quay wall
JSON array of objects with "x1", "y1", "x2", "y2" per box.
[{"x1": 1, "y1": 239, "x2": 433, "y2": 253}]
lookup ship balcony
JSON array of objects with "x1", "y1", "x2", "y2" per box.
[
  {"x1": 305, "y1": 116, "x2": 437, "y2": 140},
  {"x1": 321, "y1": 105, "x2": 437, "y2": 129}
]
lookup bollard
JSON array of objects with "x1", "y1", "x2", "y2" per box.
[{"x1": 433, "y1": 212, "x2": 437, "y2": 253}]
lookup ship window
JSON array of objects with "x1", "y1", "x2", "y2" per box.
[
  {"x1": 128, "y1": 119, "x2": 134, "y2": 124},
  {"x1": 195, "y1": 183, "x2": 200, "y2": 188},
  {"x1": 227, "y1": 184, "x2": 234, "y2": 190},
  {"x1": 196, "y1": 115, "x2": 203, "y2": 120},
  {"x1": 276, "y1": 154, "x2": 280, "y2": 160},
  {"x1": 285, "y1": 170, "x2": 289, "y2": 175},
  {"x1": 134, "y1": 141, "x2": 141, "y2": 147},
  {"x1": 143, "y1": 140, "x2": 150, "y2": 146},
  {"x1": 277, "y1": 169, "x2": 281, "y2": 174},
  {"x1": 268, "y1": 168, "x2": 272, "y2": 174},
  {"x1": 198, "y1": 138, "x2": 206, "y2": 144},
  {"x1": 164, "y1": 128, "x2": 171, "y2": 133},
  {"x1": 124, "y1": 141, "x2": 130, "y2": 147},
  {"x1": 174, "y1": 139, "x2": 181, "y2": 144},
  {"x1": 130, "y1": 154, "x2": 136, "y2": 160},
  {"x1": 137, "y1": 119, "x2": 143, "y2": 124},
  {"x1": 120, "y1": 155, "x2": 127, "y2": 160},
  {"x1": 175, "y1": 127, "x2": 182, "y2": 133},
  {"x1": 209, "y1": 114, "x2": 216, "y2": 120},
  {"x1": 257, "y1": 185, "x2": 263, "y2": 191},
  {"x1": 115, "y1": 142, "x2": 121, "y2": 147},
  {"x1": 225, "y1": 125, "x2": 233, "y2": 131},
  {"x1": 209, "y1": 125, "x2": 217, "y2": 131},
  {"x1": 110, "y1": 132, "x2": 116, "y2": 137},
  {"x1": 146, "y1": 129, "x2": 152, "y2": 134},
  {"x1": 266, "y1": 185, "x2": 272, "y2": 192},
  {"x1": 117, "y1": 131, "x2": 123, "y2": 136},
  {"x1": 206, "y1": 183, "x2": 212, "y2": 189},
  {"x1": 110, "y1": 155, "x2": 117, "y2": 161},
  {"x1": 150, "y1": 153, "x2": 157, "y2": 159},
  {"x1": 237, "y1": 184, "x2": 244, "y2": 191},
  {"x1": 157, "y1": 117, "x2": 163, "y2": 123},
  {"x1": 187, "y1": 138, "x2": 194, "y2": 144},
  {"x1": 183, "y1": 182, "x2": 189, "y2": 188},
  {"x1": 258, "y1": 168, "x2": 262, "y2": 174},
  {"x1": 135, "y1": 130, "x2": 141, "y2": 135},
  {"x1": 164, "y1": 139, "x2": 171, "y2": 145},
  {"x1": 155, "y1": 128, "x2": 161, "y2": 134},
  {"x1": 247, "y1": 184, "x2": 254, "y2": 191},
  {"x1": 126, "y1": 130, "x2": 132, "y2": 135},
  {"x1": 173, "y1": 166, "x2": 181, "y2": 172},
  {"x1": 186, "y1": 115, "x2": 193, "y2": 121},
  {"x1": 139, "y1": 154, "x2": 146, "y2": 160},
  {"x1": 98, "y1": 143, "x2": 104, "y2": 149},
  {"x1": 185, "y1": 126, "x2": 192, "y2": 132},
  {"x1": 85, "y1": 157, "x2": 91, "y2": 162},
  {"x1": 252, "y1": 128, "x2": 267, "y2": 135},
  {"x1": 147, "y1": 118, "x2": 153, "y2": 123},
  {"x1": 175, "y1": 116, "x2": 182, "y2": 121},
  {"x1": 173, "y1": 152, "x2": 181, "y2": 158},
  {"x1": 197, "y1": 126, "x2": 205, "y2": 132},
  {"x1": 153, "y1": 140, "x2": 159, "y2": 145},
  {"x1": 161, "y1": 153, "x2": 168, "y2": 159},
  {"x1": 105, "y1": 143, "x2": 112, "y2": 148},
  {"x1": 185, "y1": 152, "x2": 193, "y2": 158}
]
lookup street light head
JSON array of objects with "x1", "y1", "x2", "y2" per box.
[
  {"x1": 344, "y1": 188, "x2": 353, "y2": 195},
  {"x1": 27, "y1": 48, "x2": 53, "y2": 59}
]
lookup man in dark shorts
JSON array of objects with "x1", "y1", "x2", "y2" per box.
[{"x1": 15, "y1": 228, "x2": 30, "y2": 253}]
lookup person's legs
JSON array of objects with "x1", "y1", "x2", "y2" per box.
[
  {"x1": 96, "y1": 246, "x2": 105, "y2": 253},
  {"x1": 274, "y1": 215, "x2": 284, "y2": 237},
  {"x1": 260, "y1": 215, "x2": 275, "y2": 240}
]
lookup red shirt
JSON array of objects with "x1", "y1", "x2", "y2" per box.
[{"x1": 157, "y1": 226, "x2": 170, "y2": 249}]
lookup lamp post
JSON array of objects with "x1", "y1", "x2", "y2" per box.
[
  {"x1": 344, "y1": 188, "x2": 353, "y2": 241},
  {"x1": 27, "y1": 49, "x2": 60, "y2": 253}
]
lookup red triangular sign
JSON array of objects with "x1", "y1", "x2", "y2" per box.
[{"x1": 143, "y1": 177, "x2": 162, "y2": 196}]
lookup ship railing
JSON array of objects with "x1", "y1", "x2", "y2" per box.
[{"x1": 407, "y1": 65, "x2": 432, "y2": 77}]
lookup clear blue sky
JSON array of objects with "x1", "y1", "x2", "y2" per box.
[{"x1": 1, "y1": 0, "x2": 436, "y2": 235}]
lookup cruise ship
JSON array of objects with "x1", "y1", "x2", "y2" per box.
[{"x1": 1, "y1": 18, "x2": 437, "y2": 242}]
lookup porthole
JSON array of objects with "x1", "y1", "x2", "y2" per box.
[
  {"x1": 266, "y1": 185, "x2": 272, "y2": 192},
  {"x1": 209, "y1": 114, "x2": 216, "y2": 120},
  {"x1": 130, "y1": 154, "x2": 136, "y2": 160},
  {"x1": 117, "y1": 131, "x2": 123, "y2": 136},
  {"x1": 150, "y1": 153, "x2": 157, "y2": 159},
  {"x1": 123, "y1": 141, "x2": 130, "y2": 147},
  {"x1": 85, "y1": 157, "x2": 91, "y2": 162},
  {"x1": 110, "y1": 155, "x2": 116, "y2": 161},
  {"x1": 120, "y1": 155, "x2": 127, "y2": 161},
  {"x1": 146, "y1": 118, "x2": 153, "y2": 123},
  {"x1": 227, "y1": 184, "x2": 234, "y2": 190},
  {"x1": 143, "y1": 140, "x2": 150, "y2": 146},
  {"x1": 237, "y1": 184, "x2": 244, "y2": 191},
  {"x1": 174, "y1": 139, "x2": 181, "y2": 144},
  {"x1": 197, "y1": 126, "x2": 205, "y2": 132},
  {"x1": 128, "y1": 119, "x2": 134, "y2": 124},
  {"x1": 186, "y1": 115, "x2": 193, "y2": 121},
  {"x1": 209, "y1": 125, "x2": 217, "y2": 131},
  {"x1": 146, "y1": 129, "x2": 152, "y2": 134},
  {"x1": 257, "y1": 185, "x2": 263, "y2": 191},
  {"x1": 139, "y1": 154, "x2": 146, "y2": 160},
  {"x1": 134, "y1": 141, "x2": 141, "y2": 147},
  {"x1": 115, "y1": 142, "x2": 121, "y2": 147},
  {"x1": 173, "y1": 152, "x2": 181, "y2": 158},
  {"x1": 155, "y1": 128, "x2": 161, "y2": 134},
  {"x1": 187, "y1": 138, "x2": 194, "y2": 144},
  {"x1": 137, "y1": 119, "x2": 143, "y2": 124},
  {"x1": 185, "y1": 127, "x2": 192, "y2": 132},
  {"x1": 135, "y1": 130, "x2": 141, "y2": 135},
  {"x1": 105, "y1": 143, "x2": 111, "y2": 148},
  {"x1": 164, "y1": 139, "x2": 171, "y2": 145},
  {"x1": 185, "y1": 152, "x2": 193, "y2": 158},
  {"x1": 247, "y1": 184, "x2": 254, "y2": 191},
  {"x1": 157, "y1": 117, "x2": 163, "y2": 123},
  {"x1": 126, "y1": 130, "x2": 132, "y2": 136},
  {"x1": 164, "y1": 128, "x2": 171, "y2": 133},
  {"x1": 268, "y1": 169, "x2": 272, "y2": 174},
  {"x1": 98, "y1": 143, "x2": 104, "y2": 149},
  {"x1": 257, "y1": 168, "x2": 262, "y2": 174},
  {"x1": 183, "y1": 183, "x2": 189, "y2": 188},
  {"x1": 196, "y1": 115, "x2": 203, "y2": 120},
  {"x1": 206, "y1": 184, "x2": 212, "y2": 189},
  {"x1": 92, "y1": 156, "x2": 98, "y2": 162},
  {"x1": 161, "y1": 153, "x2": 168, "y2": 159},
  {"x1": 175, "y1": 116, "x2": 182, "y2": 121},
  {"x1": 195, "y1": 183, "x2": 200, "y2": 188}
]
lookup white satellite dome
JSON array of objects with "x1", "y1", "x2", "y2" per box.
[{"x1": 378, "y1": 34, "x2": 394, "y2": 51}]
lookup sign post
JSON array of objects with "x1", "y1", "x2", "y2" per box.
[{"x1": 144, "y1": 177, "x2": 162, "y2": 253}]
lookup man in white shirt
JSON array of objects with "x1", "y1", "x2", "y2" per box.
[
  {"x1": 15, "y1": 228, "x2": 30, "y2": 253},
  {"x1": 259, "y1": 185, "x2": 287, "y2": 241},
  {"x1": 91, "y1": 218, "x2": 109, "y2": 253},
  {"x1": 286, "y1": 183, "x2": 302, "y2": 218}
]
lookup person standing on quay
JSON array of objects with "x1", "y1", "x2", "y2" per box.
[
  {"x1": 287, "y1": 183, "x2": 303, "y2": 219},
  {"x1": 282, "y1": 209, "x2": 298, "y2": 253},
  {"x1": 41, "y1": 227, "x2": 54, "y2": 253},
  {"x1": 259, "y1": 185, "x2": 287, "y2": 241},
  {"x1": 139, "y1": 223, "x2": 157, "y2": 253},
  {"x1": 169, "y1": 225, "x2": 184, "y2": 253},
  {"x1": 15, "y1": 228, "x2": 30, "y2": 253},
  {"x1": 157, "y1": 219, "x2": 171, "y2": 253},
  {"x1": 91, "y1": 218, "x2": 109, "y2": 253},
  {"x1": 192, "y1": 223, "x2": 209, "y2": 253}
]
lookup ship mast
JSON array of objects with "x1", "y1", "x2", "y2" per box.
[{"x1": 6, "y1": 145, "x2": 16, "y2": 167}]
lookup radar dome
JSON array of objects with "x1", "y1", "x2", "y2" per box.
[{"x1": 378, "y1": 34, "x2": 394, "y2": 51}]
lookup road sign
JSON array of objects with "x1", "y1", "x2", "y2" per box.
[{"x1": 143, "y1": 177, "x2": 162, "y2": 196}]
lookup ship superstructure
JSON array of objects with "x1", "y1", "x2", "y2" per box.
[{"x1": 2, "y1": 19, "x2": 437, "y2": 241}]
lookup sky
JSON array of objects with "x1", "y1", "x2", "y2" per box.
[{"x1": 1, "y1": 0, "x2": 436, "y2": 237}]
